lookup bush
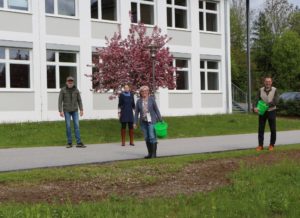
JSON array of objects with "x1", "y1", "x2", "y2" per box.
[{"x1": 277, "y1": 99, "x2": 300, "y2": 117}]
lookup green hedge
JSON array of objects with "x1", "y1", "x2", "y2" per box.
[{"x1": 277, "y1": 99, "x2": 300, "y2": 116}]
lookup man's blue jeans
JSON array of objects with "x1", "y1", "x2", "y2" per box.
[
  {"x1": 140, "y1": 121, "x2": 157, "y2": 144},
  {"x1": 64, "y1": 111, "x2": 81, "y2": 144}
]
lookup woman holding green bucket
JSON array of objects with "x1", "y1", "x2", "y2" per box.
[{"x1": 134, "y1": 86, "x2": 162, "y2": 158}]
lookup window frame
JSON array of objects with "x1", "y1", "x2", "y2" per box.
[
  {"x1": 91, "y1": 0, "x2": 119, "y2": 23},
  {"x1": 167, "y1": 0, "x2": 189, "y2": 30},
  {"x1": 169, "y1": 58, "x2": 191, "y2": 93},
  {"x1": 46, "y1": 50, "x2": 79, "y2": 92},
  {"x1": 0, "y1": 47, "x2": 33, "y2": 91},
  {"x1": 130, "y1": 0, "x2": 156, "y2": 26},
  {"x1": 200, "y1": 59, "x2": 221, "y2": 92},
  {"x1": 199, "y1": 0, "x2": 220, "y2": 33},
  {"x1": 45, "y1": 0, "x2": 78, "y2": 19},
  {"x1": 0, "y1": 0, "x2": 31, "y2": 13}
]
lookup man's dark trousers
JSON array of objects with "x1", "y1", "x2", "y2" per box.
[{"x1": 258, "y1": 110, "x2": 276, "y2": 146}]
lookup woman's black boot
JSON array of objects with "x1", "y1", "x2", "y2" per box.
[{"x1": 144, "y1": 142, "x2": 152, "y2": 159}]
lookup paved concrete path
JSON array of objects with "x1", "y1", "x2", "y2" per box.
[{"x1": 1, "y1": 130, "x2": 300, "y2": 172}]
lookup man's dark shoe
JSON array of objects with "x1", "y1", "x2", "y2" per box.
[
  {"x1": 76, "y1": 142, "x2": 86, "y2": 148},
  {"x1": 66, "y1": 143, "x2": 72, "y2": 148}
]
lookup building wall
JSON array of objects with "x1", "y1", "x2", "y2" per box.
[{"x1": 0, "y1": 0, "x2": 231, "y2": 123}]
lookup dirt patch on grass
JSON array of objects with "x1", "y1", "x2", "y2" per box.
[{"x1": 0, "y1": 150, "x2": 300, "y2": 204}]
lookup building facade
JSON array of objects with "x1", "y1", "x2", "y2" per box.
[{"x1": 0, "y1": 0, "x2": 232, "y2": 123}]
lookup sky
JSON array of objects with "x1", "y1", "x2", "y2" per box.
[{"x1": 250, "y1": 0, "x2": 300, "y2": 10}]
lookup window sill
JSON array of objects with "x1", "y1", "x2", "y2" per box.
[
  {"x1": 0, "y1": 89, "x2": 34, "y2": 92},
  {"x1": 167, "y1": 27, "x2": 191, "y2": 32},
  {"x1": 201, "y1": 91, "x2": 222, "y2": 94},
  {"x1": 46, "y1": 14, "x2": 79, "y2": 20},
  {"x1": 199, "y1": 31, "x2": 221, "y2": 35},
  {"x1": 91, "y1": 19, "x2": 120, "y2": 25},
  {"x1": 168, "y1": 90, "x2": 192, "y2": 94},
  {"x1": 0, "y1": 8, "x2": 31, "y2": 15}
]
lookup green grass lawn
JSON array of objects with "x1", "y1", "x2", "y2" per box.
[
  {"x1": 0, "y1": 114, "x2": 299, "y2": 148},
  {"x1": 0, "y1": 144, "x2": 300, "y2": 217}
]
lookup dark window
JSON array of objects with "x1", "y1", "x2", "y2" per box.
[
  {"x1": 199, "y1": 12, "x2": 204, "y2": 30},
  {"x1": 58, "y1": 0, "x2": 75, "y2": 16},
  {"x1": 199, "y1": 1, "x2": 203, "y2": 9},
  {"x1": 176, "y1": 59, "x2": 188, "y2": 68},
  {"x1": 207, "y1": 61, "x2": 218, "y2": 69},
  {"x1": 0, "y1": 48, "x2": 4, "y2": 59},
  {"x1": 10, "y1": 64, "x2": 30, "y2": 88},
  {"x1": 8, "y1": 0, "x2": 28, "y2": 11},
  {"x1": 59, "y1": 53, "x2": 76, "y2": 63},
  {"x1": 47, "y1": 50, "x2": 55, "y2": 62},
  {"x1": 176, "y1": 71, "x2": 188, "y2": 90},
  {"x1": 206, "y1": 2, "x2": 217, "y2": 10},
  {"x1": 47, "y1": 66, "x2": 56, "y2": 89},
  {"x1": 175, "y1": 8, "x2": 187, "y2": 28},
  {"x1": 45, "y1": 0, "x2": 54, "y2": 13},
  {"x1": 175, "y1": 0, "x2": 186, "y2": 6},
  {"x1": 131, "y1": 2, "x2": 137, "y2": 23},
  {"x1": 9, "y1": 48, "x2": 29, "y2": 60},
  {"x1": 0, "y1": 63, "x2": 5, "y2": 88},
  {"x1": 167, "y1": 0, "x2": 171, "y2": 4},
  {"x1": 206, "y1": 13, "x2": 217, "y2": 31},
  {"x1": 59, "y1": 66, "x2": 77, "y2": 88},
  {"x1": 207, "y1": 72, "x2": 218, "y2": 90},
  {"x1": 200, "y1": 71, "x2": 205, "y2": 90},
  {"x1": 0, "y1": 0, "x2": 3, "y2": 7},
  {"x1": 200, "y1": 61, "x2": 205, "y2": 69},
  {"x1": 102, "y1": 0, "x2": 117, "y2": 21},
  {"x1": 167, "y1": 8, "x2": 172, "y2": 27},
  {"x1": 141, "y1": 4, "x2": 154, "y2": 25},
  {"x1": 91, "y1": 0, "x2": 98, "y2": 19}
]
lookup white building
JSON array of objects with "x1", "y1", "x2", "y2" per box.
[{"x1": 0, "y1": 0, "x2": 232, "y2": 123}]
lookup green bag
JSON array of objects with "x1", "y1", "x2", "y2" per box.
[
  {"x1": 154, "y1": 121, "x2": 168, "y2": 139},
  {"x1": 257, "y1": 100, "x2": 269, "y2": 115}
]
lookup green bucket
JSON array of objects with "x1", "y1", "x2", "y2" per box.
[
  {"x1": 257, "y1": 100, "x2": 269, "y2": 115},
  {"x1": 154, "y1": 121, "x2": 168, "y2": 139}
]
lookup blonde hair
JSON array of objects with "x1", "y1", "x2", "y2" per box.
[{"x1": 140, "y1": 86, "x2": 149, "y2": 92}]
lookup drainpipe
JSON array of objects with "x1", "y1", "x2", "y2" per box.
[{"x1": 246, "y1": 0, "x2": 251, "y2": 112}]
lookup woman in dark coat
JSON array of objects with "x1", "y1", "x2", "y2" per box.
[{"x1": 118, "y1": 84, "x2": 135, "y2": 146}]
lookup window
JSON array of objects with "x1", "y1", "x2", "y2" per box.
[
  {"x1": 200, "y1": 60, "x2": 220, "y2": 91},
  {"x1": 172, "y1": 59, "x2": 189, "y2": 90},
  {"x1": 0, "y1": 47, "x2": 31, "y2": 89},
  {"x1": 46, "y1": 50, "x2": 78, "y2": 89},
  {"x1": 91, "y1": 0, "x2": 117, "y2": 21},
  {"x1": 167, "y1": 0, "x2": 188, "y2": 29},
  {"x1": 45, "y1": 0, "x2": 76, "y2": 17},
  {"x1": 199, "y1": 1, "x2": 219, "y2": 32},
  {"x1": 91, "y1": 52, "x2": 100, "y2": 89},
  {"x1": 0, "y1": 0, "x2": 29, "y2": 11},
  {"x1": 131, "y1": 0, "x2": 155, "y2": 25}
]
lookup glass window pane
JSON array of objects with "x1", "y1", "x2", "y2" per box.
[
  {"x1": 102, "y1": 0, "x2": 117, "y2": 21},
  {"x1": 200, "y1": 61, "x2": 205, "y2": 69},
  {"x1": 208, "y1": 72, "x2": 218, "y2": 90},
  {"x1": 0, "y1": 0, "x2": 3, "y2": 7},
  {"x1": 176, "y1": 59, "x2": 188, "y2": 68},
  {"x1": 206, "y1": 13, "x2": 217, "y2": 32},
  {"x1": 10, "y1": 64, "x2": 30, "y2": 88},
  {"x1": 199, "y1": 1, "x2": 203, "y2": 9},
  {"x1": 58, "y1": 0, "x2": 75, "y2": 16},
  {"x1": 0, "y1": 48, "x2": 4, "y2": 59},
  {"x1": 47, "y1": 50, "x2": 55, "y2": 62},
  {"x1": 9, "y1": 48, "x2": 29, "y2": 60},
  {"x1": 176, "y1": 71, "x2": 188, "y2": 90},
  {"x1": 59, "y1": 52, "x2": 76, "y2": 63},
  {"x1": 206, "y1": 2, "x2": 217, "y2": 11},
  {"x1": 45, "y1": 0, "x2": 54, "y2": 13},
  {"x1": 200, "y1": 71, "x2": 205, "y2": 90},
  {"x1": 8, "y1": 0, "x2": 28, "y2": 11},
  {"x1": 175, "y1": 0, "x2": 186, "y2": 6},
  {"x1": 59, "y1": 66, "x2": 77, "y2": 88},
  {"x1": 167, "y1": 7, "x2": 172, "y2": 27},
  {"x1": 207, "y1": 61, "x2": 218, "y2": 69},
  {"x1": 141, "y1": 4, "x2": 154, "y2": 25},
  {"x1": 47, "y1": 66, "x2": 56, "y2": 88},
  {"x1": 175, "y1": 9, "x2": 187, "y2": 28},
  {"x1": 199, "y1": 12, "x2": 204, "y2": 30},
  {"x1": 131, "y1": 2, "x2": 137, "y2": 23},
  {"x1": 167, "y1": 0, "x2": 171, "y2": 4},
  {"x1": 0, "y1": 63, "x2": 5, "y2": 88},
  {"x1": 91, "y1": 0, "x2": 98, "y2": 19}
]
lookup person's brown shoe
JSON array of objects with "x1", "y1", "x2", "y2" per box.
[
  {"x1": 256, "y1": 145, "x2": 264, "y2": 151},
  {"x1": 268, "y1": 144, "x2": 274, "y2": 151}
]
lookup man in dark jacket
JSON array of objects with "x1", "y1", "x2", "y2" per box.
[
  {"x1": 58, "y1": 76, "x2": 85, "y2": 148},
  {"x1": 253, "y1": 76, "x2": 279, "y2": 151}
]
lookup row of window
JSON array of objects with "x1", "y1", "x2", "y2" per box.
[
  {"x1": 0, "y1": 47, "x2": 220, "y2": 91},
  {"x1": 0, "y1": 0, "x2": 220, "y2": 32}
]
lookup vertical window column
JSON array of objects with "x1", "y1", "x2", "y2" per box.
[
  {"x1": 199, "y1": 1, "x2": 219, "y2": 32},
  {"x1": 172, "y1": 58, "x2": 190, "y2": 90},
  {"x1": 200, "y1": 60, "x2": 220, "y2": 91},
  {"x1": 167, "y1": 0, "x2": 188, "y2": 29},
  {"x1": 91, "y1": 0, "x2": 118, "y2": 21},
  {"x1": 131, "y1": 0, "x2": 155, "y2": 25}
]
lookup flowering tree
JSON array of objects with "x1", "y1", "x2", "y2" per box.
[{"x1": 90, "y1": 22, "x2": 176, "y2": 96}]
